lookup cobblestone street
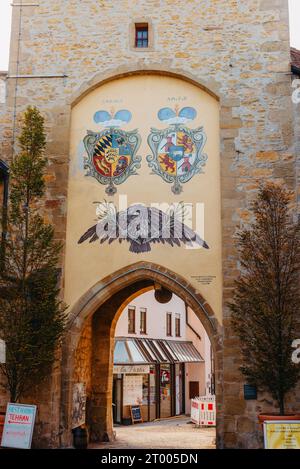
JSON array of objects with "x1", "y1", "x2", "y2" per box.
[{"x1": 90, "y1": 417, "x2": 216, "y2": 449}]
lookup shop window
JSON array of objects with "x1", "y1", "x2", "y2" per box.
[
  {"x1": 166, "y1": 312, "x2": 172, "y2": 337},
  {"x1": 142, "y1": 374, "x2": 149, "y2": 406},
  {"x1": 175, "y1": 314, "x2": 181, "y2": 337},
  {"x1": 128, "y1": 307, "x2": 136, "y2": 334},
  {"x1": 140, "y1": 308, "x2": 147, "y2": 334},
  {"x1": 149, "y1": 366, "x2": 157, "y2": 421},
  {"x1": 160, "y1": 364, "x2": 172, "y2": 418},
  {"x1": 135, "y1": 23, "x2": 149, "y2": 48}
]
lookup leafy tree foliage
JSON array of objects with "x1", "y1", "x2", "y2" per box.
[
  {"x1": 230, "y1": 183, "x2": 300, "y2": 415},
  {"x1": 0, "y1": 107, "x2": 66, "y2": 402}
]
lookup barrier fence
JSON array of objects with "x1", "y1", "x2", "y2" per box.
[{"x1": 191, "y1": 396, "x2": 216, "y2": 427}]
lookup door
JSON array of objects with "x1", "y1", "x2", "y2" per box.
[
  {"x1": 113, "y1": 375, "x2": 122, "y2": 424},
  {"x1": 175, "y1": 363, "x2": 183, "y2": 415}
]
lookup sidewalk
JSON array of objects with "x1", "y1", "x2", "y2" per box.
[{"x1": 90, "y1": 417, "x2": 216, "y2": 449}]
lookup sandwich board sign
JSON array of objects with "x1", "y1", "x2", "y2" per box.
[
  {"x1": 264, "y1": 421, "x2": 300, "y2": 449},
  {"x1": 130, "y1": 405, "x2": 143, "y2": 424},
  {"x1": 1, "y1": 403, "x2": 37, "y2": 449}
]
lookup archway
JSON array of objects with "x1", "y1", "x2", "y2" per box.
[{"x1": 60, "y1": 262, "x2": 223, "y2": 448}]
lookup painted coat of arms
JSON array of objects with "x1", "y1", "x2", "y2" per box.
[
  {"x1": 147, "y1": 107, "x2": 207, "y2": 194},
  {"x1": 84, "y1": 109, "x2": 141, "y2": 195}
]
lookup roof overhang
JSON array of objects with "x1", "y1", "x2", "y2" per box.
[{"x1": 114, "y1": 337, "x2": 204, "y2": 365}]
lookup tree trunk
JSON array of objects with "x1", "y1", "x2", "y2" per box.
[
  {"x1": 10, "y1": 387, "x2": 17, "y2": 404},
  {"x1": 279, "y1": 394, "x2": 285, "y2": 416}
]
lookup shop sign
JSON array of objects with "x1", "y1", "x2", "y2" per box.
[
  {"x1": 130, "y1": 405, "x2": 143, "y2": 424},
  {"x1": 264, "y1": 421, "x2": 300, "y2": 449},
  {"x1": 1, "y1": 403, "x2": 37, "y2": 449},
  {"x1": 113, "y1": 365, "x2": 150, "y2": 374},
  {"x1": 243, "y1": 384, "x2": 257, "y2": 400}
]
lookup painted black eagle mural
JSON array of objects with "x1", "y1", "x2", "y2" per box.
[{"x1": 78, "y1": 202, "x2": 209, "y2": 254}]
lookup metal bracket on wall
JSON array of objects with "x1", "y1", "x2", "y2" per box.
[
  {"x1": 7, "y1": 75, "x2": 68, "y2": 79},
  {"x1": 12, "y1": 3, "x2": 40, "y2": 6}
]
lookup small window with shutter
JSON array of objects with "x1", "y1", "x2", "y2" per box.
[
  {"x1": 128, "y1": 307, "x2": 136, "y2": 334},
  {"x1": 166, "y1": 312, "x2": 172, "y2": 337},
  {"x1": 175, "y1": 314, "x2": 181, "y2": 337},
  {"x1": 140, "y1": 308, "x2": 147, "y2": 334}
]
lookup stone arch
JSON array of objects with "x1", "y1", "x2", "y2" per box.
[
  {"x1": 60, "y1": 262, "x2": 223, "y2": 447},
  {"x1": 111, "y1": 285, "x2": 154, "y2": 332},
  {"x1": 69, "y1": 63, "x2": 222, "y2": 108}
]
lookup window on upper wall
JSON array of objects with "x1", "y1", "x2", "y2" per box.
[
  {"x1": 175, "y1": 314, "x2": 181, "y2": 337},
  {"x1": 166, "y1": 312, "x2": 172, "y2": 337},
  {"x1": 140, "y1": 308, "x2": 147, "y2": 334},
  {"x1": 135, "y1": 23, "x2": 149, "y2": 48},
  {"x1": 128, "y1": 307, "x2": 136, "y2": 334}
]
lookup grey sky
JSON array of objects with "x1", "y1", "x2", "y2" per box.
[{"x1": 0, "y1": 0, "x2": 300, "y2": 70}]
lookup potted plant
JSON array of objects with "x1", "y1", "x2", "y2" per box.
[{"x1": 229, "y1": 183, "x2": 300, "y2": 424}]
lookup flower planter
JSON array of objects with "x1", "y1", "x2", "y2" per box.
[
  {"x1": 72, "y1": 426, "x2": 88, "y2": 449},
  {"x1": 258, "y1": 413, "x2": 300, "y2": 427}
]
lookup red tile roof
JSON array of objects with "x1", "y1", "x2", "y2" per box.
[{"x1": 291, "y1": 47, "x2": 300, "y2": 73}]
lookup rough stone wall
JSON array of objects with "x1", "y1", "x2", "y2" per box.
[
  {"x1": 73, "y1": 319, "x2": 92, "y2": 396},
  {"x1": 293, "y1": 72, "x2": 300, "y2": 211},
  {"x1": 0, "y1": 72, "x2": 9, "y2": 415},
  {"x1": 0, "y1": 0, "x2": 297, "y2": 448}
]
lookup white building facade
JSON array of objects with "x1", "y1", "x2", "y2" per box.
[{"x1": 113, "y1": 290, "x2": 213, "y2": 423}]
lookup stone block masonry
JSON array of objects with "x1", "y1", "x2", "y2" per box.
[{"x1": 0, "y1": 0, "x2": 298, "y2": 449}]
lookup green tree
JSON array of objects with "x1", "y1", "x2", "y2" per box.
[
  {"x1": 230, "y1": 183, "x2": 300, "y2": 415},
  {"x1": 0, "y1": 106, "x2": 66, "y2": 402}
]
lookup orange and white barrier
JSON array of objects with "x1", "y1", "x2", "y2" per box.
[
  {"x1": 191, "y1": 396, "x2": 216, "y2": 427},
  {"x1": 191, "y1": 399, "x2": 201, "y2": 424}
]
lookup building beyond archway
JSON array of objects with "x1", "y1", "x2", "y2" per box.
[
  {"x1": 1, "y1": 0, "x2": 297, "y2": 450},
  {"x1": 60, "y1": 262, "x2": 223, "y2": 447}
]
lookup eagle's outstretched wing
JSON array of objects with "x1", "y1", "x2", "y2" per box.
[
  {"x1": 148, "y1": 205, "x2": 209, "y2": 249},
  {"x1": 78, "y1": 203, "x2": 209, "y2": 251},
  {"x1": 78, "y1": 225, "x2": 98, "y2": 244},
  {"x1": 78, "y1": 203, "x2": 141, "y2": 247},
  {"x1": 78, "y1": 201, "x2": 118, "y2": 245}
]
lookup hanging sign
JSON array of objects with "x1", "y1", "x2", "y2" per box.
[
  {"x1": 1, "y1": 403, "x2": 37, "y2": 449},
  {"x1": 243, "y1": 384, "x2": 257, "y2": 400},
  {"x1": 264, "y1": 421, "x2": 300, "y2": 449}
]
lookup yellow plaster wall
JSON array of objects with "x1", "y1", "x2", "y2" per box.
[{"x1": 66, "y1": 74, "x2": 222, "y2": 322}]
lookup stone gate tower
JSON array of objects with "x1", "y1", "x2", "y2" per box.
[{"x1": 0, "y1": 0, "x2": 298, "y2": 449}]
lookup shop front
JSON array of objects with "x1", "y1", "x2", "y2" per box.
[{"x1": 113, "y1": 338, "x2": 203, "y2": 424}]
